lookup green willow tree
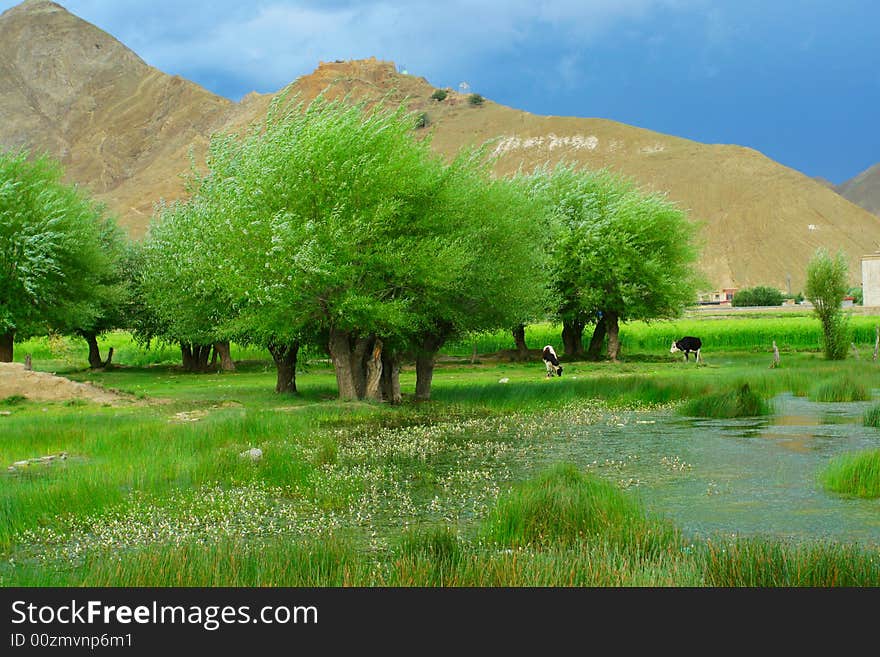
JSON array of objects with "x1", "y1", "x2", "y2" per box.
[
  {"x1": 189, "y1": 94, "x2": 445, "y2": 398},
  {"x1": 805, "y1": 248, "x2": 851, "y2": 360},
  {"x1": 163, "y1": 94, "x2": 550, "y2": 400},
  {"x1": 528, "y1": 164, "x2": 704, "y2": 361},
  {"x1": 70, "y1": 217, "x2": 130, "y2": 369},
  {"x1": 404, "y1": 150, "x2": 551, "y2": 400},
  {"x1": 141, "y1": 196, "x2": 237, "y2": 373},
  {"x1": 0, "y1": 150, "x2": 119, "y2": 362}
]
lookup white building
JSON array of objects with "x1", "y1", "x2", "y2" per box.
[{"x1": 863, "y1": 254, "x2": 880, "y2": 307}]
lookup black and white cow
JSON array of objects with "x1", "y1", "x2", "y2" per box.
[
  {"x1": 670, "y1": 336, "x2": 702, "y2": 363},
  {"x1": 542, "y1": 345, "x2": 563, "y2": 377}
]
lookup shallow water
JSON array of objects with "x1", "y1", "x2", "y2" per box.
[{"x1": 541, "y1": 393, "x2": 880, "y2": 546}]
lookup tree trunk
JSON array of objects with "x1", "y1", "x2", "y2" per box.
[
  {"x1": 214, "y1": 341, "x2": 235, "y2": 371},
  {"x1": 605, "y1": 311, "x2": 621, "y2": 362},
  {"x1": 415, "y1": 353, "x2": 435, "y2": 401},
  {"x1": 350, "y1": 336, "x2": 372, "y2": 400},
  {"x1": 268, "y1": 341, "x2": 299, "y2": 394},
  {"x1": 196, "y1": 345, "x2": 211, "y2": 372},
  {"x1": 587, "y1": 317, "x2": 607, "y2": 361},
  {"x1": 512, "y1": 324, "x2": 528, "y2": 360},
  {"x1": 210, "y1": 345, "x2": 218, "y2": 369},
  {"x1": 82, "y1": 331, "x2": 103, "y2": 369},
  {"x1": 380, "y1": 350, "x2": 402, "y2": 404},
  {"x1": 328, "y1": 328, "x2": 359, "y2": 400},
  {"x1": 415, "y1": 334, "x2": 445, "y2": 401},
  {"x1": 180, "y1": 343, "x2": 213, "y2": 372},
  {"x1": 104, "y1": 347, "x2": 114, "y2": 368},
  {"x1": 562, "y1": 319, "x2": 585, "y2": 357},
  {"x1": 180, "y1": 343, "x2": 194, "y2": 371},
  {"x1": 0, "y1": 330, "x2": 14, "y2": 362},
  {"x1": 364, "y1": 338, "x2": 384, "y2": 401}
]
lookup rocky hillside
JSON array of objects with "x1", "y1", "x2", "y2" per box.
[
  {"x1": 836, "y1": 164, "x2": 880, "y2": 216},
  {"x1": 0, "y1": 0, "x2": 231, "y2": 232},
  {"x1": 2, "y1": 0, "x2": 879, "y2": 292}
]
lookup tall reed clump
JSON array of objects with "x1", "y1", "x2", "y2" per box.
[
  {"x1": 819, "y1": 450, "x2": 880, "y2": 499},
  {"x1": 862, "y1": 405, "x2": 880, "y2": 428},
  {"x1": 700, "y1": 538, "x2": 880, "y2": 586},
  {"x1": 479, "y1": 463, "x2": 681, "y2": 560},
  {"x1": 0, "y1": 538, "x2": 367, "y2": 587},
  {"x1": 810, "y1": 378, "x2": 870, "y2": 402},
  {"x1": 679, "y1": 383, "x2": 772, "y2": 418}
]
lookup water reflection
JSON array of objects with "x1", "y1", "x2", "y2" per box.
[{"x1": 546, "y1": 393, "x2": 880, "y2": 546}]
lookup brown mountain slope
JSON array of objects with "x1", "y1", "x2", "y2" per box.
[
  {"x1": 150, "y1": 57, "x2": 880, "y2": 292},
  {"x1": 836, "y1": 164, "x2": 880, "y2": 216},
  {"x1": 0, "y1": 0, "x2": 231, "y2": 233},
  {"x1": 2, "y1": 0, "x2": 878, "y2": 293}
]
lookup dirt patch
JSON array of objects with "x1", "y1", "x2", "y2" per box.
[{"x1": 0, "y1": 363, "x2": 132, "y2": 405}]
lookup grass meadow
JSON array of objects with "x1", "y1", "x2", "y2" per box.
[{"x1": 3, "y1": 312, "x2": 880, "y2": 587}]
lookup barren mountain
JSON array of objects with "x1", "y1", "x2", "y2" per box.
[
  {"x1": 0, "y1": 0, "x2": 231, "y2": 232},
  {"x1": 836, "y1": 164, "x2": 880, "y2": 216},
  {"x1": 2, "y1": 0, "x2": 879, "y2": 292}
]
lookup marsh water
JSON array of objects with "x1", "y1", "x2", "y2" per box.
[{"x1": 534, "y1": 393, "x2": 880, "y2": 546}]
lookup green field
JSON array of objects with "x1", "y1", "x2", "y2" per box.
[
  {"x1": 3, "y1": 314, "x2": 880, "y2": 587},
  {"x1": 444, "y1": 313, "x2": 880, "y2": 357}
]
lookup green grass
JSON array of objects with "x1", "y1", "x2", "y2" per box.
[
  {"x1": 810, "y1": 378, "x2": 871, "y2": 402},
  {"x1": 443, "y1": 315, "x2": 880, "y2": 358},
  {"x1": 3, "y1": 319, "x2": 880, "y2": 587},
  {"x1": 865, "y1": 405, "x2": 880, "y2": 428},
  {"x1": 480, "y1": 463, "x2": 681, "y2": 557},
  {"x1": 820, "y1": 450, "x2": 880, "y2": 499},
  {"x1": 700, "y1": 538, "x2": 880, "y2": 586},
  {"x1": 12, "y1": 331, "x2": 324, "y2": 373},
  {"x1": 5, "y1": 461, "x2": 878, "y2": 586},
  {"x1": 678, "y1": 382, "x2": 773, "y2": 418}
]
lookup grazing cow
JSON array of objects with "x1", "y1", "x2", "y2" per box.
[
  {"x1": 670, "y1": 336, "x2": 702, "y2": 363},
  {"x1": 542, "y1": 345, "x2": 563, "y2": 377}
]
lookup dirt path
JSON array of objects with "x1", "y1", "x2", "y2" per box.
[{"x1": 0, "y1": 362, "x2": 132, "y2": 405}]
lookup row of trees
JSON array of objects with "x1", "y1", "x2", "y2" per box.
[{"x1": 0, "y1": 94, "x2": 707, "y2": 400}]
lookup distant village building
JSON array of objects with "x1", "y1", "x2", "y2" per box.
[
  {"x1": 698, "y1": 288, "x2": 739, "y2": 305},
  {"x1": 863, "y1": 254, "x2": 880, "y2": 307}
]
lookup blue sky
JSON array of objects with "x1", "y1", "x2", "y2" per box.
[{"x1": 4, "y1": 0, "x2": 878, "y2": 184}]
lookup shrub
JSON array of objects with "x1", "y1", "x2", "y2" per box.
[
  {"x1": 805, "y1": 248, "x2": 851, "y2": 360},
  {"x1": 468, "y1": 93, "x2": 484, "y2": 106},
  {"x1": 414, "y1": 112, "x2": 428, "y2": 129},
  {"x1": 732, "y1": 286, "x2": 784, "y2": 307},
  {"x1": 430, "y1": 89, "x2": 448, "y2": 101}
]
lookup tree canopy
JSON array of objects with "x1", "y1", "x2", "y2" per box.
[
  {"x1": 0, "y1": 149, "x2": 121, "y2": 362},
  {"x1": 525, "y1": 163, "x2": 704, "y2": 361},
  {"x1": 805, "y1": 248, "x2": 851, "y2": 360},
  {"x1": 140, "y1": 95, "x2": 550, "y2": 399}
]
